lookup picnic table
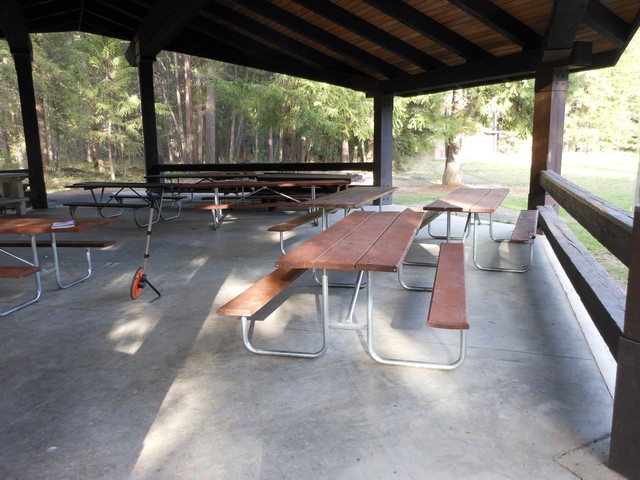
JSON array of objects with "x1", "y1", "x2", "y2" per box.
[
  {"x1": 424, "y1": 187, "x2": 538, "y2": 272},
  {"x1": 299, "y1": 185, "x2": 398, "y2": 228},
  {"x1": 423, "y1": 187, "x2": 510, "y2": 242},
  {"x1": 0, "y1": 217, "x2": 115, "y2": 315},
  {"x1": 0, "y1": 171, "x2": 29, "y2": 215},
  {"x1": 261, "y1": 209, "x2": 468, "y2": 368}
]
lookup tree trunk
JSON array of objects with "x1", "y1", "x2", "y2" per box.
[
  {"x1": 268, "y1": 127, "x2": 274, "y2": 163},
  {"x1": 183, "y1": 54, "x2": 196, "y2": 163},
  {"x1": 107, "y1": 119, "x2": 115, "y2": 180},
  {"x1": 341, "y1": 138, "x2": 349, "y2": 162},
  {"x1": 281, "y1": 128, "x2": 296, "y2": 163},
  {"x1": 173, "y1": 52, "x2": 186, "y2": 162},
  {"x1": 205, "y1": 80, "x2": 216, "y2": 163},
  {"x1": 442, "y1": 139, "x2": 462, "y2": 186},
  {"x1": 35, "y1": 94, "x2": 50, "y2": 171}
]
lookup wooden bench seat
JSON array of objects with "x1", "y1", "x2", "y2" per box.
[
  {"x1": 218, "y1": 267, "x2": 307, "y2": 317},
  {"x1": 0, "y1": 265, "x2": 42, "y2": 316},
  {"x1": 217, "y1": 267, "x2": 327, "y2": 358},
  {"x1": 268, "y1": 209, "x2": 336, "y2": 254},
  {"x1": 472, "y1": 209, "x2": 538, "y2": 273},
  {"x1": 427, "y1": 243, "x2": 468, "y2": 330},
  {"x1": 0, "y1": 265, "x2": 41, "y2": 279}
]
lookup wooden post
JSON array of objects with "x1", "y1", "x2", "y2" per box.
[
  {"x1": 373, "y1": 95, "x2": 393, "y2": 205},
  {"x1": 12, "y1": 49, "x2": 47, "y2": 209},
  {"x1": 528, "y1": 67, "x2": 568, "y2": 210},
  {"x1": 609, "y1": 206, "x2": 640, "y2": 478},
  {"x1": 138, "y1": 56, "x2": 160, "y2": 176}
]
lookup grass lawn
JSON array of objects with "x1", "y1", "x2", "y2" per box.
[{"x1": 394, "y1": 150, "x2": 637, "y2": 288}]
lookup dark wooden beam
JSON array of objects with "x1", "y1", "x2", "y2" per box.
[
  {"x1": 198, "y1": 5, "x2": 363, "y2": 78},
  {"x1": 539, "y1": 170, "x2": 633, "y2": 267},
  {"x1": 173, "y1": 26, "x2": 378, "y2": 93},
  {"x1": 528, "y1": 67, "x2": 567, "y2": 209},
  {"x1": 448, "y1": 0, "x2": 543, "y2": 48},
  {"x1": 373, "y1": 95, "x2": 394, "y2": 205},
  {"x1": 362, "y1": 0, "x2": 491, "y2": 61},
  {"x1": 584, "y1": 1, "x2": 631, "y2": 48},
  {"x1": 0, "y1": 0, "x2": 47, "y2": 208},
  {"x1": 124, "y1": 0, "x2": 210, "y2": 66},
  {"x1": 382, "y1": 48, "x2": 543, "y2": 96},
  {"x1": 542, "y1": 0, "x2": 589, "y2": 63},
  {"x1": 231, "y1": 0, "x2": 404, "y2": 79},
  {"x1": 294, "y1": 0, "x2": 446, "y2": 71},
  {"x1": 138, "y1": 57, "x2": 160, "y2": 176},
  {"x1": 537, "y1": 205, "x2": 624, "y2": 359}
]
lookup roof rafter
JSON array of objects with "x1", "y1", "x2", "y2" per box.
[
  {"x1": 124, "y1": 0, "x2": 210, "y2": 65},
  {"x1": 448, "y1": 0, "x2": 543, "y2": 48},
  {"x1": 383, "y1": 49, "x2": 544, "y2": 96},
  {"x1": 0, "y1": 0, "x2": 32, "y2": 54},
  {"x1": 293, "y1": 0, "x2": 446, "y2": 71},
  {"x1": 231, "y1": 0, "x2": 404, "y2": 79},
  {"x1": 361, "y1": 0, "x2": 491, "y2": 62},
  {"x1": 197, "y1": 4, "x2": 363, "y2": 78},
  {"x1": 173, "y1": 26, "x2": 378, "y2": 92},
  {"x1": 584, "y1": 1, "x2": 631, "y2": 48}
]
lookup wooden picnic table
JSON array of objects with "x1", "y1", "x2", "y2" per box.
[
  {"x1": 299, "y1": 185, "x2": 398, "y2": 228},
  {"x1": 271, "y1": 209, "x2": 468, "y2": 368},
  {"x1": 0, "y1": 217, "x2": 116, "y2": 315},
  {"x1": 423, "y1": 187, "x2": 509, "y2": 242}
]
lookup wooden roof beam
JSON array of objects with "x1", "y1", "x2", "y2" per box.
[
  {"x1": 197, "y1": 5, "x2": 366, "y2": 80},
  {"x1": 382, "y1": 49, "x2": 544, "y2": 96},
  {"x1": 542, "y1": 0, "x2": 590, "y2": 63},
  {"x1": 125, "y1": 0, "x2": 210, "y2": 65},
  {"x1": 232, "y1": 0, "x2": 405, "y2": 79},
  {"x1": 584, "y1": 1, "x2": 631, "y2": 48},
  {"x1": 362, "y1": 0, "x2": 491, "y2": 61},
  {"x1": 0, "y1": 0, "x2": 32, "y2": 54},
  {"x1": 170, "y1": 29, "x2": 379, "y2": 93},
  {"x1": 448, "y1": 0, "x2": 543, "y2": 48},
  {"x1": 293, "y1": 0, "x2": 446, "y2": 71}
]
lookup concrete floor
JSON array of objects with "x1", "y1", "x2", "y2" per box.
[{"x1": 0, "y1": 197, "x2": 623, "y2": 479}]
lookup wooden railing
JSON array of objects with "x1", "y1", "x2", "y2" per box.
[{"x1": 537, "y1": 170, "x2": 631, "y2": 359}]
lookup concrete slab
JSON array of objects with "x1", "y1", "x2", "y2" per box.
[{"x1": 0, "y1": 202, "x2": 619, "y2": 479}]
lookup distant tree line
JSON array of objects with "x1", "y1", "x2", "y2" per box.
[{"x1": 0, "y1": 32, "x2": 638, "y2": 182}]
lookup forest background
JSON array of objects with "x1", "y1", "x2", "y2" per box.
[{"x1": 1, "y1": 31, "x2": 639, "y2": 286}]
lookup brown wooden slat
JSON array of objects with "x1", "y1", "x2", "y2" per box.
[
  {"x1": 217, "y1": 268, "x2": 306, "y2": 317},
  {"x1": 510, "y1": 210, "x2": 538, "y2": 244},
  {"x1": 315, "y1": 211, "x2": 398, "y2": 270},
  {"x1": 276, "y1": 211, "x2": 375, "y2": 269},
  {"x1": 0, "y1": 265, "x2": 41, "y2": 279},
  {"x1": 427, "y1": 243, "x2": 468, "y2": 330},
  {"x1": 356, "y1": 209, "x2": 425, "y2": 272}
]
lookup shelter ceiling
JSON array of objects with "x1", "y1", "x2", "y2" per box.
[{"x1": 1, "y1": 0, "x2": 639, "y2": 96}]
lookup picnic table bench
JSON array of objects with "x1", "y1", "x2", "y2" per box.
[{"x1": 218, "y1": 208, "x2": 469, "y2": 369}]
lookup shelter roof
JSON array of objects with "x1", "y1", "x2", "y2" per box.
[{"x1": 1, "y1": 0, "x2": 639, "y2": 95}]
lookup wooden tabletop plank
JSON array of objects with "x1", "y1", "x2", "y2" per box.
[
  {"x1": 275, "y1": 211, "x2": 376, "y2": 269},
  {"x1": 356, "y1": 209, "x2": 425, "y2": 272},
  {"x1": 473, "y1": 188, "x2": 509, "y2": 213},
  {"x1": 314, "y1": 212, "x2": 399, "y2": 270}
]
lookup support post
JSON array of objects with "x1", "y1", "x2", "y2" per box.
[
  {"x1": 138, "y1": 56, "x2": 160, "y2": 177},
  {"x1": 528, "y1": 67, "x2": 568, "y2": 210},
  {"x1": 609, "y1": 206, "x2": 640, "y2": 479},
  {"x1": 373, "y1": 95, "x2": 394, "y2": 205},
  {"x1": 12, "y1": 49, "x2": 47, "y2": 209}
]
